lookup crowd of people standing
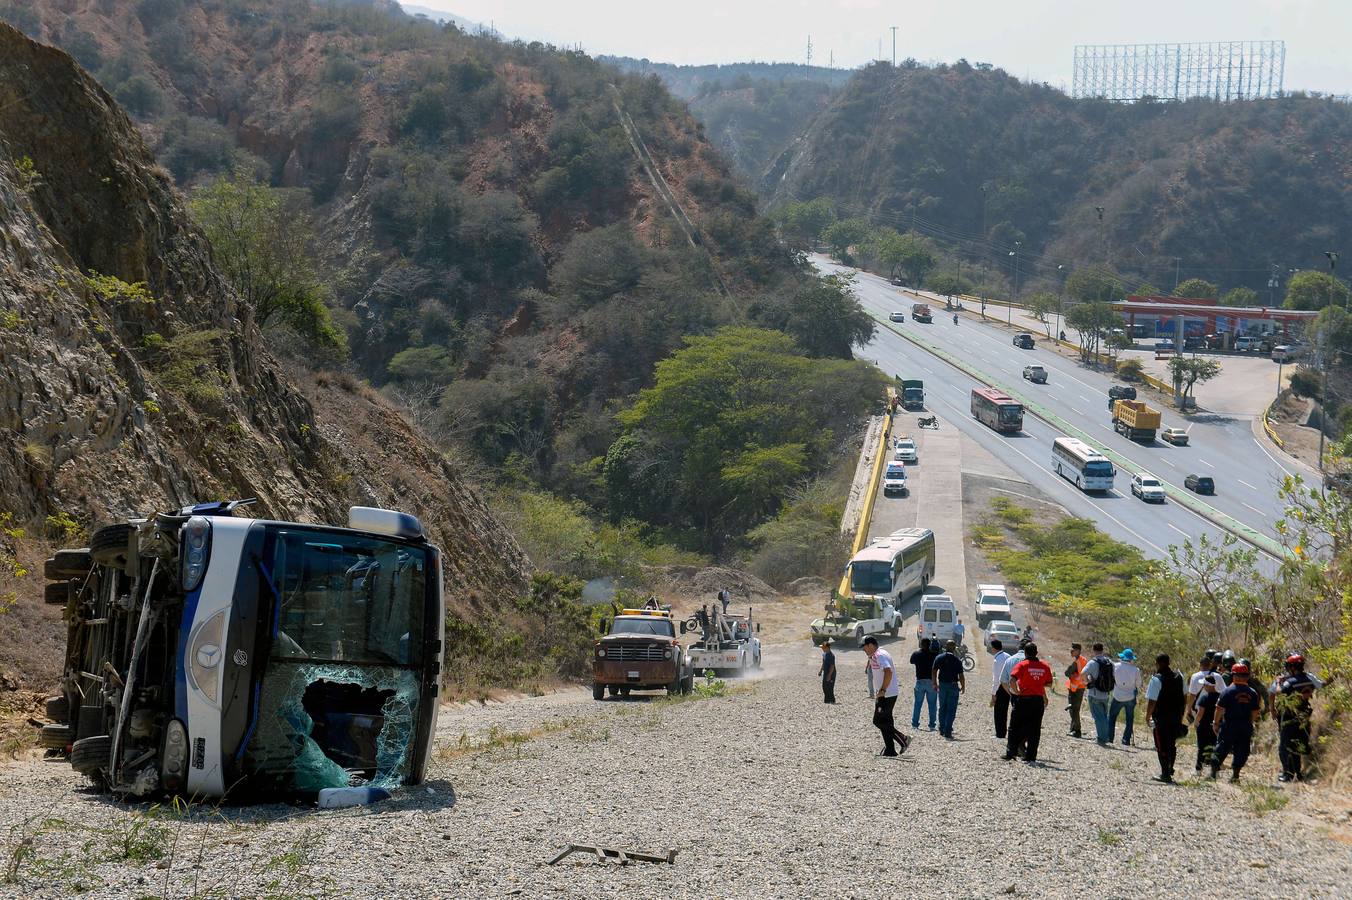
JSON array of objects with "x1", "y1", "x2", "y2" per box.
[{"x1": 825, "y1": 635, "x2": 1331, "y2": 785}]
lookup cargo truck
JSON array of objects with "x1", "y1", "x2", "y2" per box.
[
  {"x1": 1112, "y1": 399, "x2": 1161, "y2": 442},
  {"x1": 901, "y1": 379, "x2": 925, "y2": 410},
  {"x1": 911, "y1": 303, "x2": 933, "y2": 323}
]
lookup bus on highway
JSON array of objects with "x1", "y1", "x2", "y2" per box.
[
  {"x1": 971, "y1": 387, "x2": 1024, "y2": 433},
  {"x1": 847, "y1": 527, "x2": 936, "y2": 601},
  {"x1": 1051, "y1": 437, "x2": 1116, "y2": 492}
]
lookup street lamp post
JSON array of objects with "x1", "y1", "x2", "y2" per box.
[
  {"x1": 1056, "y1": 264, "x2": 1066, "y2": 342},
  {"x1": 1007, "y1": 241, "x2": 1021, "y2": 326},
  {"x1": 1317, "y1": 251, "x2": 1341, "y2": 471}
]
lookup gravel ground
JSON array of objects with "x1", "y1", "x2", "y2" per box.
[{"x1": 2, "y1": 640, "x2": 1350, "y2": 899}]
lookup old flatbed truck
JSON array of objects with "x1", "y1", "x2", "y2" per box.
[
  {"x1": 900, "y1": 379, "x2": 925, "y2": 410},
  {"x1": 1112, "y1": 399, "x2": 1162, "y2": 443},
  {"x1": 593, "y1": 606, "x2": 693, "y2": 699},
  {"x1": 911, "y1": 303, "x2": 933, "y2": 323}
]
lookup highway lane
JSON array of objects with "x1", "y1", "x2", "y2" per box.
[
  {"x1": 821, "y1": 260, "x2": 1300, "y2": 545},
  {"x1": 861, "y1": 325, "x2": 1237, "y2": 559}
]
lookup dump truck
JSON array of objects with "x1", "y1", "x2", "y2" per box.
[
  {"x1": 901, "y1": 379, "x2": 925, "y2": 410},
  {"x1": 39, "y1": 500, "x2": 445, "y2": 801},
  {"x1": 593, "y1": 603, "x2": 692, "y2": 699},
  {"x1": 1112, "y1": 399, "x2": 1162, "y2": 442},
  {"x1": 684, "y1": 605, "x2": 762, "y2": 676},
  {"x1": 911, "y1": 303, "x2": 933, "y2": 323}
]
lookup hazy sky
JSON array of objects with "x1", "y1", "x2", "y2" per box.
[{"x1": 413, "y1": 0, "x2": 1351, "y2": 95}]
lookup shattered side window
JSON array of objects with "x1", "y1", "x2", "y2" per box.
[{"x1": 242, "y1": 528, "x2": 431, "y2": 792}]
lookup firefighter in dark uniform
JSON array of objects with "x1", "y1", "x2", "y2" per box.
[{"x1": 1275, "y1": 654, "x2": 1330, "y2": 783}]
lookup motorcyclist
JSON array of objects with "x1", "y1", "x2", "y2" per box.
[{"x1": 953, "y1": 313, "x2": 959, "y2": 324}]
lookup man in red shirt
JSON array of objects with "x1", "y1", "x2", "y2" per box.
[{"x1": 1005, "y1": 642, "x2": 1054, "y2": 763}]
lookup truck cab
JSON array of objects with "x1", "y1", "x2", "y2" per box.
[
  {"x1": 911, "y1": 304, "x2": 933, "y2": 323},
  {"x1": 592, "y1": 607, "x2": 691, "y2": 699},
  {"x1": 41, "y1": 502, "x2": 444, "y2": 801},
  {"x1": 686, "y1": 607, "x2": 761, "y2": 677},
  {"x1": 810, "y1": 595, "x2": 900, "y2": 647}
]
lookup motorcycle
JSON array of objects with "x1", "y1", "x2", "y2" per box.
[
  {"x1": 952, "y1": 313, "x2": 959, "y2": 325},
  {"x1": 917, "y1": 415, "x2": 939, "y2": 429}
]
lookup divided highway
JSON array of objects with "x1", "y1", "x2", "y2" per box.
[{"x1": 824, "y1": 260, "x2": 1306, "y2": 560}]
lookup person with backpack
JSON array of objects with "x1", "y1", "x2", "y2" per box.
[
  {"x1": 1275, "y1": 654, "x2": 1331, "y2": 782},
  {"x1": 1146, "y1": 653, "x2": 1186, "y2": 783},
  {"x1": 1192, "y1": 674, "x2": 1223, "y2": 774},
  {"x1": 1109, "y1": 649, "x2": 1142, "y2": 746},
  {"x1": 1081, "y1": 643, "x2": 1116, "y2": 745}
]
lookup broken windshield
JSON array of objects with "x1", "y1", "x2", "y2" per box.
[{"x1": 240, "y1": 527, "x2": 433, "y2": 793}]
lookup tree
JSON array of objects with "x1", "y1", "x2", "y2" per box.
[
  {"x1": 776, "y1": 198, "x2": 835, "y2": 250},
  {"x1": 1167, "y1": 356, "x2": 1222, "y2": 407},
  {"x1": 1285, "y1": 269, "x2": 1351, "y2": 311},
  {"x1": 1223, "y1": 286, "x2": 1261, "y2": 307},
  {"x1": 1065, "y1": 268, "x2": 1122, "y2": 305},
  {"x1": 925, "y1": 271, "x2": 971, "y2": 300},
  {"x1": 1144, "y1": 534, "x2": 1261, "y2": 647},
  {"x1": 1025, "y1": 291, "x2": 1058, "y2": 336},
  {"x1": 1309, "y1": 306, "x2": 1352, "y2": 359},
  {"x1": 1174, "y1": 278, "x2": 1218, "y2": 299},
  {"x1": 1289, "y1": 365, "x2": 1321, "y2": 400},
  {"x1": 191, "y1": 169, "x2": 346, "y2": 354},
  {"x1": 752, "y1": 274, "x2": 875, "y2": 359},
  {"x1": 1065, "y1": 302, "x2": 1122, "y2": 362},
  {"x1": 1134, "y1": 282, "x2": 1161, "y2": 298},
  {"x1": 609, "y1": 326, "x2": 885, "y2": 545},
  {"x1": 822, "y1": 218, "x2": 871, "y2": 262}
]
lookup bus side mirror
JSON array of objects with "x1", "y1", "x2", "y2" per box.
[{"x1": 680, "y1": 621, "x2": 687, "y2": 634}]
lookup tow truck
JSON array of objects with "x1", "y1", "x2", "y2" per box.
[
  {"x1": 592, "y1": 603, "x2": 692, "y2": 699},
  {"x1": 810, "y1": 594, "x2": 901, "y2": 648},
  {"x1": 39, "y1": 500, "x2": 445, "y2": 801},
  {"x1": 684, "y1": 605, "x2": 762, "y2": 676}
]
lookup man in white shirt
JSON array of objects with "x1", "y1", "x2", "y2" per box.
[
  {"x1": 1109, "y1": 648, "x2": 1142, "y2": 746},
  {"x1": 988, "y1": 639, "x2": 1011, "y2": 739},
  {"x1": 1183, "y1": 650, "x2": 1222, "y2": 722},
  {"x1": 863, "y1": 636, "x2": 910, "y2": 756}
]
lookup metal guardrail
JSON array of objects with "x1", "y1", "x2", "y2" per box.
[
  {"x1": 868, "y1": 311, "x2": 1288, "y2": 560},
  {"x1": 1263, "y1": 401, "x2": 1286, "y2": 449}
]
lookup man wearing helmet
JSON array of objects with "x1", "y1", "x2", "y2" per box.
[
  {"x1": 1211, "y1": 662, "x2": 1262, "y2": 783},
  {"x1": 1275, "y1": 654, "x2": 1330, "y2": 783}
]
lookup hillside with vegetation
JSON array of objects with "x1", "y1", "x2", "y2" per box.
[
  {"x1": 0, "y1": 2, "x2": 880, "y2": 591},
  {"x1": 604, "y1": 57, "x2": 850, "y2": 188},
  {"x1": 768, "y1": 60, "x2": 1352, "y2": 300}
]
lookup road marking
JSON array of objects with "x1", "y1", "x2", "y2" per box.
[
  {"x1": 1199, "y1": 459, "x2": 1215, "y2": 468},
  {"x1": 989, "y1": 487, "x2": 1065, "y2": 508},
  {"x1": 1168, "y1": 523, "x2": 1190, "y2": 539},
  {"x1": 1238, "y1": 479, "x2": 1257, "y2": 490},
  {"x1": 1242, "y1": 502, "x2": 1266, "y2": 516},
  {"x1": 1071, "y1": 407, "x2": 1085, "y2": 416}
]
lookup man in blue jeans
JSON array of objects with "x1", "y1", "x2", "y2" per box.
[
  {"x1": 909, "y1": 638, "x2": 938, "y2": 730},
  {"x1": 1109, "y1": 648, "x2": 1142, "y2": 745},
  {"x1": 932, "y1": 640, "x2": 967, "y2": 739},
  {"x1": 1080, "y1": 642, "x2": 1116, "y2": 745}
]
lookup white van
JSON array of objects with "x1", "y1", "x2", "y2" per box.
[
  {"x1": 1234, "y1": 335, "x2": 1259, "y2": 352},
  {"x1": 882, "y1": 461, "x2": 908, "y2": 495},
  {"x1": 917, "y1": 594, "x2": 958, "y2": 644}
]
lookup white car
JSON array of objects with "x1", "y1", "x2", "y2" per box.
[
  {"x1": 975, "y1": 583, "x2": 1012, "y2": 626},
  {"x1": 984, "y1": 619, "x2": 1021, "y2": 652},
  {"x1": 889, "y1": 311, "x2": 906, "y2": 323},
  {"x1": 1131, "y1": 473, "x2": 1166, "y2": 503},
  {"x1": 882, "y1": 461, "x2": 908, "y2": 495},
  {"x1": 893, "y1": 437, "x2": 918, "y2": 463}
]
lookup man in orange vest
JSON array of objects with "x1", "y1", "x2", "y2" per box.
[{"x1": 1064, "y1": 642, "x2": 1088, "y2": 738}]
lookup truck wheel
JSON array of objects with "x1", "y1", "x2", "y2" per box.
[
  {"x1": 89, "y1": 524, "x2": 134, "y2": 568},
  {"x1": 856, "y1": 629, "x2": 866, "y2": 649},
  {"x1": 43, "y1": 582, "x2": 70, "y2": 605},
  {"x1": 592, "y1": 683, "x2": 605, "y2": 701},
  {"x1": 888, "y1": 622, "x2": 899, "y2": 637},
  {"x1": 70, "y1": 734, "x2": 112, "y2": 774},
  {"x1": 44, "y1": 549, "x2": 92, "y2": 580},
  {"x1": 607, "y1": 685, "x2": 619, "y2": 698},
  {"x1": 39, "y1": 723, "x2": 73, "y2": 750},
  {"x1": 619, "y1": 687, "x2": 631, "y2": 697},
  {"x1": 682, "y1": 673, "x2": 694, "y2": 694},
  {"x1": 45, "y1": 695, "x2": 69, "y2": 723}
]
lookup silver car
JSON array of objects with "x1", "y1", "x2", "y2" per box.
[{"x1": 984, "y1": 619, "x2": 1021, "y2": 651}]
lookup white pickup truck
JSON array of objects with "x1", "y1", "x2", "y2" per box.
[
  {"x1": 810, "y1": 595, "x2": 901, "y2": 647},
  {"x1": 975, "y1": 583, "x2": 1013, "y2": 627}
]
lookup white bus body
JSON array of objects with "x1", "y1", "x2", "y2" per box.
[{"x1": 1051, "y1": 437, "x2": 1116, "y2": 492}]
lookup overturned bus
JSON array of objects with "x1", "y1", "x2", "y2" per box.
[{"x1": 40, "y1": 500, "x2": 444, "y2": 801}]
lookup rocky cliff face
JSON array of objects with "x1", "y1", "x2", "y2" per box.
[{"x1": 0, "y1": 22, "x2": 527, "y2": 606}]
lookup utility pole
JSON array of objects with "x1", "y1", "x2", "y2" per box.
[
  {"x1": 829, "y1": 50, "x2": 834, "y2": 68},
  {"x1": 1172, "y1": 257, "x2": 1181, "y2": 292},
  {"x1": 1094, "y1": 206, "x2": 1106, "y2": 267},
  {"x1": 1008, "y1": 242, "x2": 1021, "y2": 326},
  {"x1": 891, "y1": 26, "x2": 898, "y2": 67},
  {"x1": 806, "y1": 35, "x2": 813, "y2": 67},
  {"x1": 1318, "y1": 250, "x2": 1341, "y2": 471},
  {"x1": 1267, "y1": 263, "x2": 1280, "y2": 307}
]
